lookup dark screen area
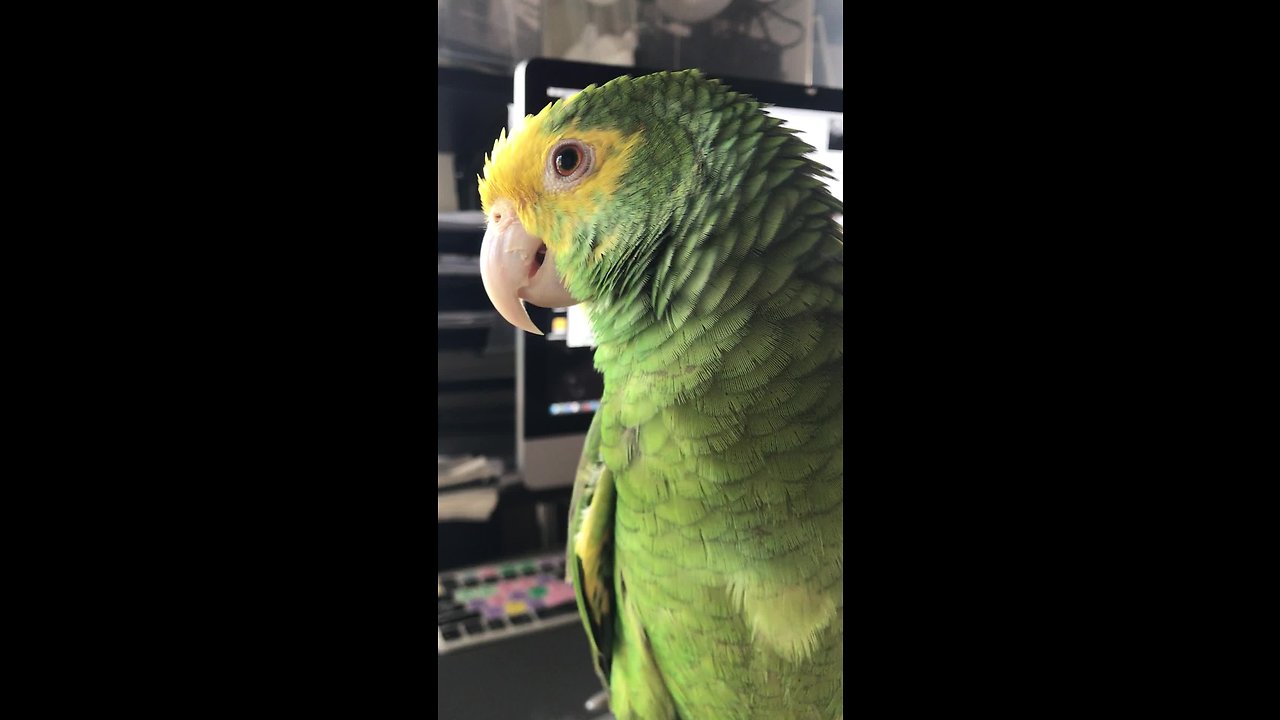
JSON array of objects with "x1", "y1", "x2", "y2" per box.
[{"x1": 522, "y1": 305, "x2": 604, "y2": 440}]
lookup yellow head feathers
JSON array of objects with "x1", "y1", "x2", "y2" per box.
[{"x1": 477, "y1": 100, "x2": 641, "y2": 256}]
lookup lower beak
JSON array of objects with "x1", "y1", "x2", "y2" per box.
[{"x1": 479, "y1": 216, "x2": 580, "y2": 335}]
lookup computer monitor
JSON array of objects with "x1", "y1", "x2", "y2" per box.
[{"x1": 511, "y1": 58, "x2": 843, "y2": 490}]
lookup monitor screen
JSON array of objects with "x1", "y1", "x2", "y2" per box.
[
  {"x1": 522, "y1": 303, "x2": 603, "y2": 439},
  {"x1": 511, "y1": 58, "x2": 842, "y2": 490}
]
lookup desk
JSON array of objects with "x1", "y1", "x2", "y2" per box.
[{"x1": 438, "y1": 621, "x2": 606, "y2": 720}]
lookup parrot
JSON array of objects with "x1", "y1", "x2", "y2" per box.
[{"x1": 477, "y1": 69, "x2": 842, "y2": 720}]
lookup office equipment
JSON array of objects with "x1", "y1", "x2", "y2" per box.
[
  {"x1": 438, "y1": 67, "x2": 519, "y2": 468},
  {"x1": 509, "y1": 58, "x2": 844, "y2": 491},
  {"x1": 438, "y1": 455, "x2": 505, "y2": 522},
  {"x1": 437, "y1": 619, "x2": 606, "y2": 720},
  {"x1": 437, "y1": 551, "x2": 580, "y2": 654},
  {"x1": 516, "y1": 302, "x2": 605, "y2": 490}
]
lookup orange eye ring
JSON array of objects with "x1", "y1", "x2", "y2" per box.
[{"x1": 547, "y1": 140, "x2": 592, "y2": 185}]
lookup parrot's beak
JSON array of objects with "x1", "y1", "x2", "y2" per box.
[{"x1": 479, "y1": 201, "x2": 579, "y2": 335}]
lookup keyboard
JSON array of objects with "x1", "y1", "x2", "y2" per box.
[{"x1": 438, "y1": 552, "x2": 582, "y2": 654}]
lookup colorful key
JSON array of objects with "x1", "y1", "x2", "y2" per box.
[
  {"x1": 456, "y1": 586, "x2": 495, "y2": 601},
  {"x1": 544, "y1": 583, "x2": 577, "y2": 606}
]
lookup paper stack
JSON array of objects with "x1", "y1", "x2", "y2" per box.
[{"x1": 438, "y1": 455, "x2": 503, "y2": 522}]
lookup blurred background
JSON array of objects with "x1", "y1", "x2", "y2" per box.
[
  {"x1": 440, "y1": 0, "x2": 843, "y2": 91},
  {"x1": 437, "y1": 3, "x2": 842, "y2": 718}
]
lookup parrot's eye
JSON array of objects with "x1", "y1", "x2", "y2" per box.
[
  {"x1": 546, "y1": 140, "x2": 593, "y2": 187},
  {"x1": 555, "y1": 147, "x2": 580, "y2": 175}
]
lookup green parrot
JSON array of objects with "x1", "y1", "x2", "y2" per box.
[{"x1": 478, "y1": 69, "x2": 842, "y2": 720}]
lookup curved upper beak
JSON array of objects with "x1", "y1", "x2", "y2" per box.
[{"x1": 479, "y1": 202, "x2": 580, "y2": 335}]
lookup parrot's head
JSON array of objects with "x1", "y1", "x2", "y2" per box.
[{"x1": 478, "y1": 70, "x2": 724, "y2": 335}]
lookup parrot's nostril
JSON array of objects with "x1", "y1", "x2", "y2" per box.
[{"x1": 493, "y1": 211, "x2": 503, "y2": 223}]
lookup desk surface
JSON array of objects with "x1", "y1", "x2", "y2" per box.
[{"x1": 437, "y1": 621, "x2": 607, "y2": 720}]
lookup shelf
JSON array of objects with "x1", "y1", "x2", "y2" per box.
[
  {"x1": 439, "y1": 310, "x2": 499, "y2": 330},
  {"x1": 439, "y1": 211, "x2": 486, "y2": 231},
  {"x1": 439, "y1": 254, "x2": 480, "y2": 276},
  {"x1": 439, "y1": 349, "x2": 514, "y2": 382}
]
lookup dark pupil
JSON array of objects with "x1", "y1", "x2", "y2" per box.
[{"x1": 556, "y1": 147, "x2": 580, "y2": 174}]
